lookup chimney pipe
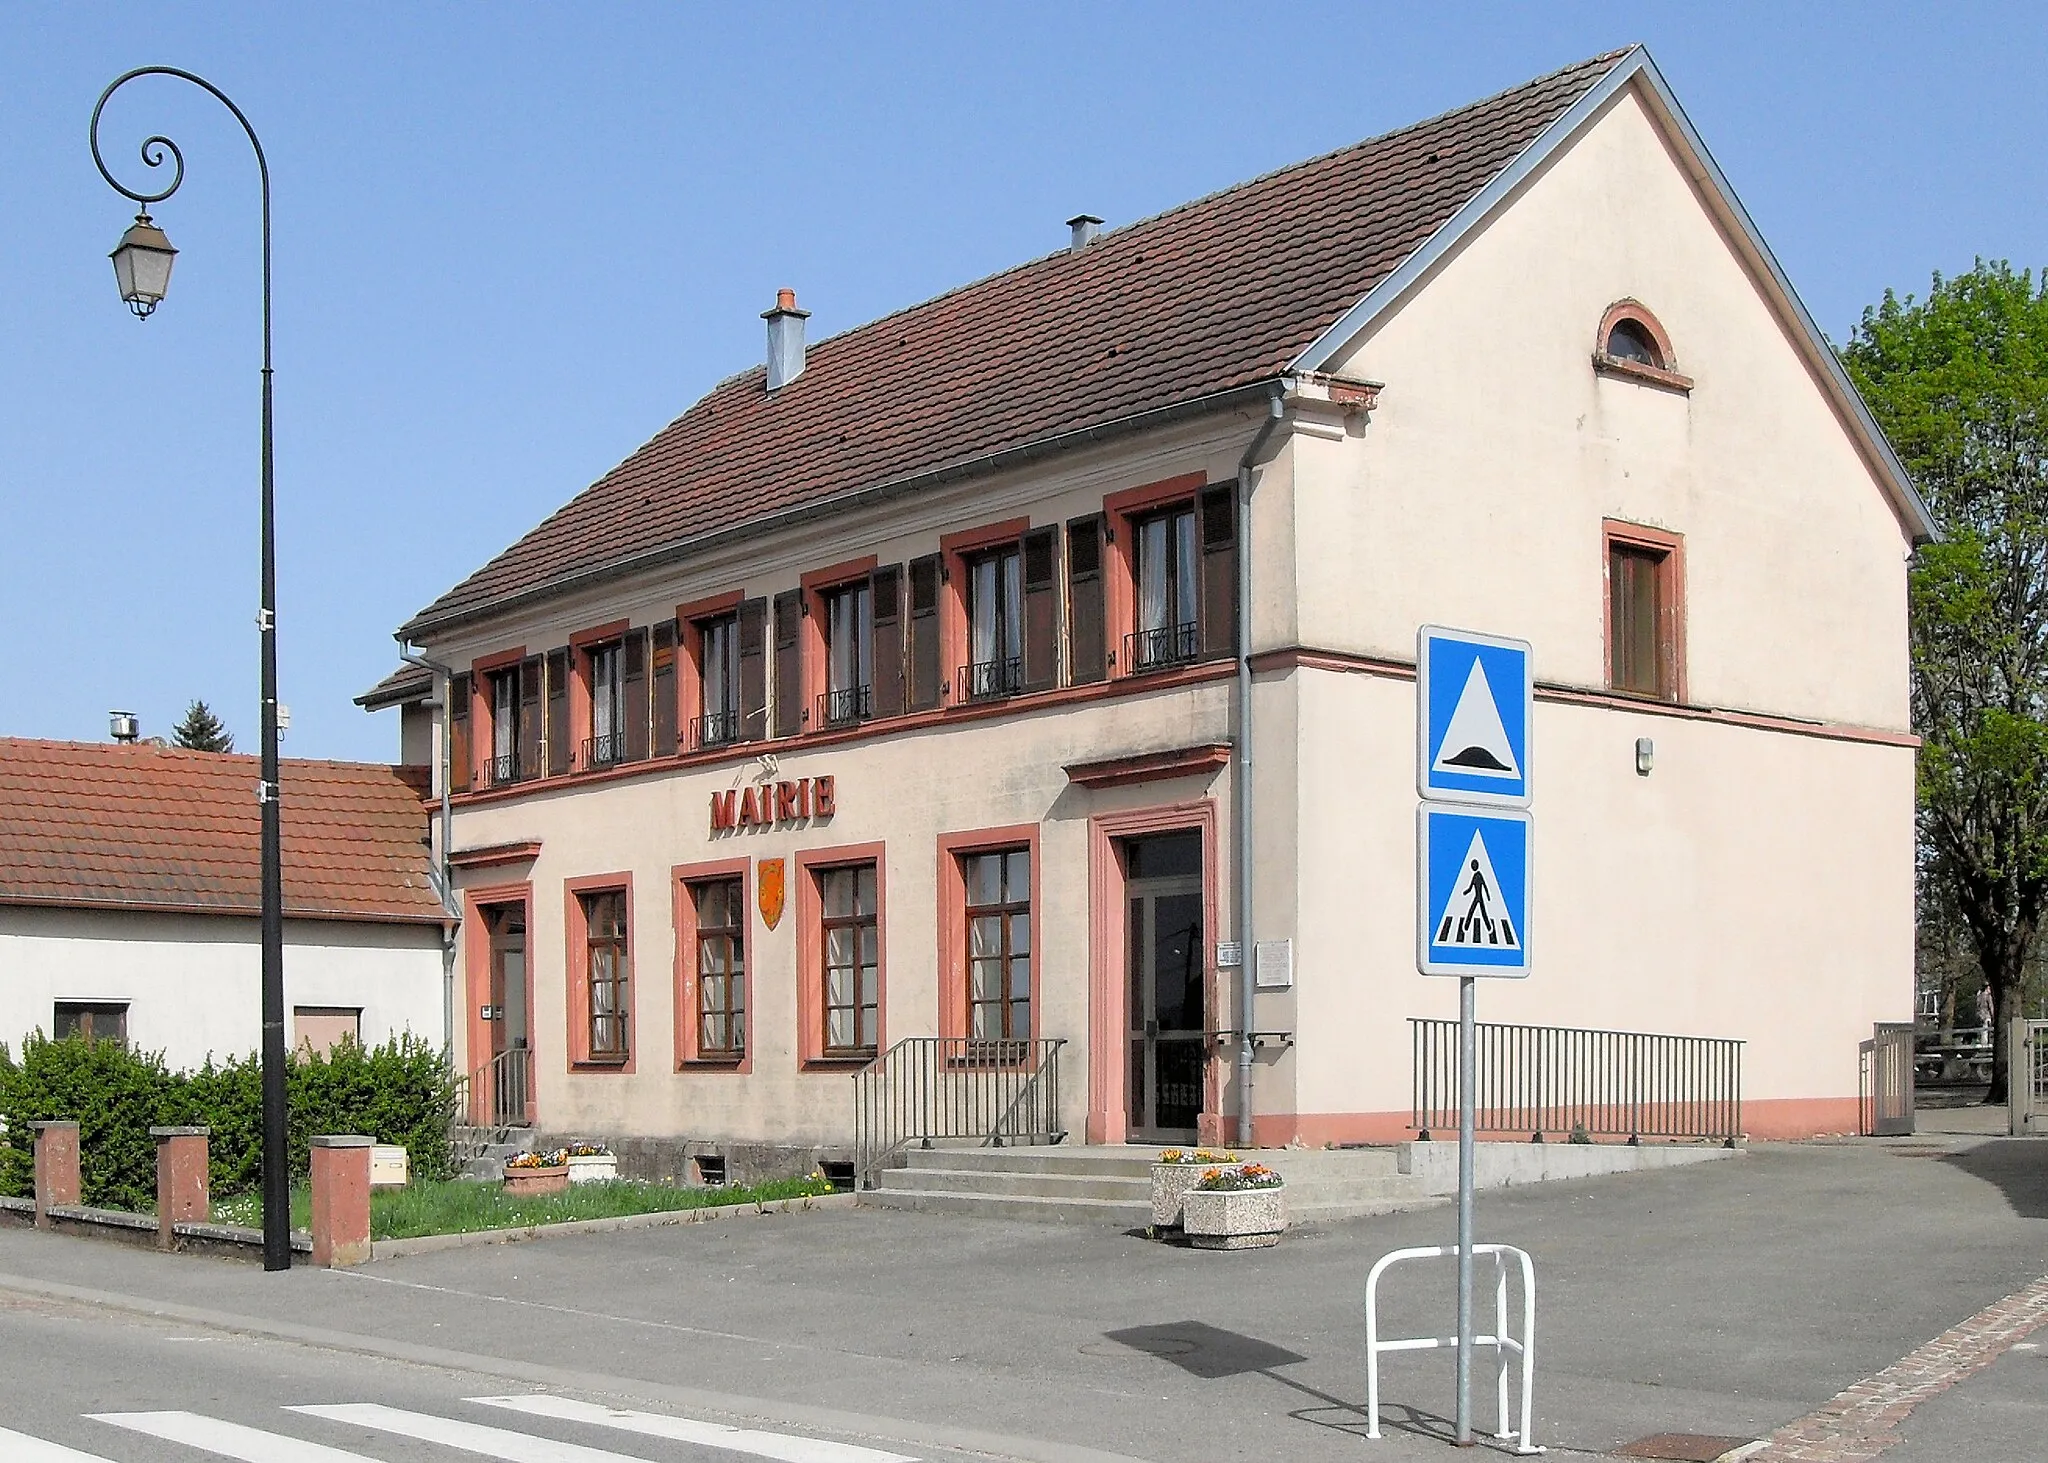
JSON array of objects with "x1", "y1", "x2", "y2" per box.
[
  {"x1": 1067, "y1": 214, "x2": 1103, "y2": 254},
  {"x1": 762, "y1": 288, "x2": 811, "y2": 391},
  {"x1": 109, "y1": 710, "x2": 139, "y2": 743}
]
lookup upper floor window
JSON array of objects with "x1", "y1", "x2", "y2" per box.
[
  {"x1": 697, "y1": 613, "x2": 741, "y2": 747},
  {"x1": 588, "y1": 641, "x2": 626, "y2": 768},
  {"x1": 822, "y1": 581, "x2": 873, "y2": 727},
  {"x1": 965, "y1": 545, "x2": 1024, "y2": 701},
  {"x1": 1132, "y1": 503, "x2": 1200, "y2": 671},
  {"x1": 1605, "y1": 520, "x2": 1685, "y2": 702},
  {"x1": 1594, "y1": 301, "x2": 1690, "y2": 390},
  {"x1": 484, "y1": 661, "x2": 539, "y2": 787}
]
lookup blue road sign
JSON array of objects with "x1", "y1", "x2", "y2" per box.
[
  {"x1": 1418, "y1": 804, "x2": 1531, "y2": 977},
  {"x1": 1418, "y1": 626, "x2": 1532, "y2": 806}
]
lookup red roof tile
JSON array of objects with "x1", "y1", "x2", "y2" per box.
[
  {"x1": 403, "y1": 50, "x2": 1628, "y2": 637},
  {"x1": 0, "y1": 739, "x2": 443, "y2": 925}
]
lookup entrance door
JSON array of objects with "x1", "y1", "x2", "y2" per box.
[
  {"x1": 1125, "y1": 831, "x2": 1205, "y2": 1142},
  {"x1": 485, "y1": 907, "x2": 530, "y2": 1127}
]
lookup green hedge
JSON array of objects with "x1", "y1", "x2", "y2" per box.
[{"x1": 0, "y1": 1031, "x2": 456, "y2": 1211}]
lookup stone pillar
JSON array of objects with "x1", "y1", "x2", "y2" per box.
[
  {"x1": 151, "y1": 1126, "x2": 210, "y2": 1249},
  {"x1": 309, "y1": 1134, "x2": 374, "y2": 1268},
  {"x1": 32, "y1": 1121, "x2": 80, "y2": 1228}
]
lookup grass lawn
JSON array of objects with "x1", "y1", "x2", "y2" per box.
[{"x1": 211, "y1": 1173, "x2": 836, "y2": 1241}]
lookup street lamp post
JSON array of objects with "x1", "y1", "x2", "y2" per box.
[{"x1": 91, "y1": 68, "x2": 291, "y2": 1272}]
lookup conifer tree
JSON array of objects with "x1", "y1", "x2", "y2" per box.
[{"x1": 170, "y1": 699, "x2": 235, "y2": 753}]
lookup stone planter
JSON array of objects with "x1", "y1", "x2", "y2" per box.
[
  {"x1": 566, "y1": 1153, "x2": 618, "y2": 1184},
  {"x1": 1182, "y1": 1185, "x2": 1286, "y2": 1249},
  {"x1": 1151, "y1": 1163, "x2": 1221, "y2": 1230},
  {"x1": 503, "y1": 1163, "x2": 569, "y2": 1196}
]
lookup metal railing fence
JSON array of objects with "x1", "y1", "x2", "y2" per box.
[
  {"x1": 1411, "y1": 1019, "x2": 1742, "y2": 1144},
  {"x1": 2015, "y1": 1019, "x2": 2048, "y2": 1136},
  {"x1": 455, "y1": 1046, "x2": 532, "y2": 1131},
  {"x1": 854, "y1": 1036, "x2": 1066, "y2": 1187},
  {"x1": 1859, "y1": 1022, "x2": 1915, "y2": 1136}
]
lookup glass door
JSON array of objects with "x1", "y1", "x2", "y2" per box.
[{"x1": 1124, "y1": 831, "x2": 1205, "y2": 1142}]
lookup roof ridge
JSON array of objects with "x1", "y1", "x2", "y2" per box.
[{"x1": 0, "y1": 736, "x2": 413, "y2": 775}]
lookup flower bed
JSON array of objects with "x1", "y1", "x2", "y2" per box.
[
  {"x1": 1150, "y1": 1149, "x2": 1238, "y2": 1229},
  {"x1": 1183, "y1": 1163, "x2": 1285, "y2": 1249}
]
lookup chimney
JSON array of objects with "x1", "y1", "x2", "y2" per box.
[
  {"x1": 1067, "y1": 214, "x2": 1103, "y2": 254},
  {"x1": 109, "y1": 710, "x2": 139, "y2": 743},
  {"x1": 762, "y1": 288, "x2": 810, "y2": 391}
]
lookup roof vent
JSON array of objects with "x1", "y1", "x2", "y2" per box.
[
  {"x1": 1067, "y1": 214, "x2": 1103, "y2": 254},
  {"x1": 109, "y1": 710, "x2": 139, "y2": 743},
  {"x1": 762, "y1": 288, "x2": 811, "y2": 391}
]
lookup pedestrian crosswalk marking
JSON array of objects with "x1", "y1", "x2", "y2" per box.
[
  {"x1": 89, "y1": 1410, "x2": 369, "y2": 1462},
  {"x1": 0, "y1": 1425, "x2": 117, "y2": 1462},
  {"x1": 471, "y1": 1394, "x2": 918, "y2": 1463},
  {"x1": 292, "y1": 1402, "x2": 702, "y2": 1461},
  {"x1": 1431, "y1": 829, "x2": 1519, "y2": 950}
]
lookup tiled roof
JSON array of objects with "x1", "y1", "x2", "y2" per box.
[
  {"x1": 0, "y1": 739, "x2": 443, "y2": 925},
  {"x1": 355, "y1": 663, "x2": 434, "y2": 710},
  {"x1": 404, "y1": 50, "x2": 1629, "y2": 636}
]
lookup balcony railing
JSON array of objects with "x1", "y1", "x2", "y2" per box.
[
  {"x1": 692, "y1": 708, "x2": 743, "y2": 749},
  {"x1": 1411, "y1": 1018, "x2": 1742, "y2": 1144},
  {"x1": 818, "y1": 684, "x2": 873, "y2": 729},
  {"x1": 1123, "y1": 620, "x2": 1200, "y2": 674},
  {"x1": 484, "y1": 752, "x2": 526, "y2": 788},
  {"x1": 958, "y1": 657, "x2": 1023, "y2": 702},
  {"x1": 581, "y1": 731, "x2": 626, "y2": 770}
]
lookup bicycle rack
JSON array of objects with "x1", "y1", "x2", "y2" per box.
[{"x1": 1364, "y1": 1242, "x2": 1542, "y2": 1455}]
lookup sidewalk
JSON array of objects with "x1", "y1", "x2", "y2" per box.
[{"x1": 0, "y1": 1137, "x2": 2042, "y2": 1460}]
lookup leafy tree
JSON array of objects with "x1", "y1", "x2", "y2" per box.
[
  {"x1": 171, "y1": 699, "x2": 234, "y2": 753},
  {"x1": 1843, "y1": 260, "x2": 2048, "y2": 1104}
]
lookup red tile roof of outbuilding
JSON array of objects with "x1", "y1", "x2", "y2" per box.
[
  {"x1": 0, "y1": 739, "x2": 443, "y2": 925},
  {"x1": 401, "y1": 50, "x2": 1629, "y2": 637}
]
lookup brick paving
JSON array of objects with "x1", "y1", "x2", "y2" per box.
[{"x1": 1746, "y1": 1273, "x2": 2048, "y2": 1462}]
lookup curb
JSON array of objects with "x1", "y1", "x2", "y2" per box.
[{"x1": 371, "y1": 1189, "x2": 857, "y2": 1258}]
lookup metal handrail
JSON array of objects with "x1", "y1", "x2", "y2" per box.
[
  {"x1": 1411, "y1": 1018, "x2": 1742, "y2": 1144},
  {"x1": 1123, "y1": 621, "x2": 1199, "y2": 673},
  {"x1": 455, "y1": 1046, "x2": 532, "y2": 1133},
  {"x1": 853, "y1": 1035, "x2": 1066, "y2": 1188}
]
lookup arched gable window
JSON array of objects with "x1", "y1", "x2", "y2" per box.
[{"x1": 1594, "y1": 300, "x2": 1691, "y2": 391}]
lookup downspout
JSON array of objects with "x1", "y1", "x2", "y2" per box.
[
  {"x1": 1235, "y1": 384, "x2": 1288, "y2": 1146},
  {"x1": 400, "y1": 646, "x2": 460, "y2": 1059}
]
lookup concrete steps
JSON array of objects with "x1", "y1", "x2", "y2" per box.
[
  {"x1": 858, "y1": 1144, "x2": 1438, "y2": 1226},
  {"x1": 453, "y1": 1127, "x2": 534, "y2": 1182}
]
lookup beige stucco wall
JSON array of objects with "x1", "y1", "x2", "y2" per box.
[{"x1": 1316, "y1": 83, "x2": 1913, "y2": 732}]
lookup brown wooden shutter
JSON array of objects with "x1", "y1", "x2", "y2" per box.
[
  {"x1": 1022, "y1": 526, "x2": 1060, "y2": 691},
  {"x1": 545, "y1": 648, "x2": 571, "y2": 775},
  {"x1": 772, "y1": 590, "x2": 803, "y2": 737},
  {"x1": 622, "y1": 629, "x2": 650, "y2": 762},
  {"x1": 651, "y1": 621, "x2": 678, "y2": 757},
  {"x1": 448, "y1": 672, "x2": 472, "y2": 792},
  {"x1": 518, "y1": 656, "x2": 543, "y2": 777},
  {"x1": 1199, "y1": 485, "x2": 1238, "y2": 661},
  {"x1": 907, "y1": 554, "x2": 942, "y2": 710},
  {"x1": 738, "y1": 597, "x2": 768, "y2": 741},
  {"x1": 871, "y1": 565, "x2": 905, "y2": 717},
  {"x1": 1067, "y1": 515, "x2": 1105, "y2": 684}
]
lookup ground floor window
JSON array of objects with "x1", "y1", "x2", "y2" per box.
[
  {"x1": 53, "y1": 1001, "x2": 126, "y2": 1045},
  {"x1": 293, "y1": 1006, "x2": 361, "y2": 1057},
  {"x1": 963, "y1": 847, "x2": 1031, "y2": 1041},
  {"x1": 581, "y1": 888, "x2": 631, "y2": 1061},
  {"x1": 691, "y1": 877, "x2": 747, "y2": 1058},
  {"x1": 818, "y1": 863, "x2": 879, "y2": 1056}
]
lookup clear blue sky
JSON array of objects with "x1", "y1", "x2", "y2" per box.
[{"x1": 4, "y1": 4, "x2": 2042, "y2": 763}]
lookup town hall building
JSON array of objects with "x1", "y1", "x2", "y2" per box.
[{"x1": 366, "y1": 47, "x2": 1932, "y2": 1182}]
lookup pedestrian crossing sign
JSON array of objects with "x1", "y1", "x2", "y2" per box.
[
  {"x1": 1418, "y1": 804, "x2": 1531, "y2": 976},
  {"x1": 1418, "y1": 625, "x2": 1532, "y2": 806}
]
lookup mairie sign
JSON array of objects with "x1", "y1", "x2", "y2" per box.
[
  {"x1": 1417, "y1": 625, "x2": 1532, "y2": 806},
  {"x1": 1418, "y1": 804, "x2": 1531, "y2": 977}
]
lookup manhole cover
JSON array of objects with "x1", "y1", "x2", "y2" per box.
[
  {"x1": 1080, "y1": 1337, "x2": 1198, "y2": 1357},
  {"x1": 1614, "y1": 1435, "x2": 1755, "y2": 1461}
]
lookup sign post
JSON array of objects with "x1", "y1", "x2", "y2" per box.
[{"x1": 1416, "y1": 626, "x2": 1532, "y2": 1448}]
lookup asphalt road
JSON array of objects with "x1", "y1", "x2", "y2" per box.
[{"x1": 0, "y1": 1134, "x2": 2042, "y2": 1462}]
